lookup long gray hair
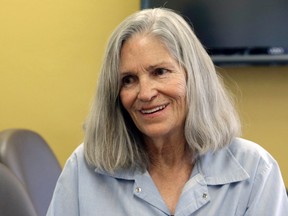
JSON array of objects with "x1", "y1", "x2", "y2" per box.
[{"x1": 84, "y1": 8, "x2": 241, "y2": 172}]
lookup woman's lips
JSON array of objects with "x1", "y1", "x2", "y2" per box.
[{"x1": 140, "y1": 104, "x2": 168, "y2": 114}]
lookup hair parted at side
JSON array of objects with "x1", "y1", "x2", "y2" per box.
[{"x1": 84, "y1": 8, "x2": 241, "y2": 173}]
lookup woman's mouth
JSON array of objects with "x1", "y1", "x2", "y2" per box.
[{"x1": 140, "y1": 104, "x2": 167, "y2": 114}]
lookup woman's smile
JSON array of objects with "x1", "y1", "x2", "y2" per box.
[{"x1": 140, "y1": 103, "x2": 168, "y2": 114}]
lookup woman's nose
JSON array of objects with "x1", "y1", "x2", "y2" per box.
[{"x1": 137, "y1": 78, "x2": 157, "y2": 101}]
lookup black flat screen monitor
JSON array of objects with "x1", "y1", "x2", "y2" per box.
[{"x1": 141, "y1": 0, "x2": 288, "y2": 66}]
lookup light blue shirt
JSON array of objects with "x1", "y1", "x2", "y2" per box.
[{"x1": 47, "y1": 138, "x2": 288, "y2": 215}]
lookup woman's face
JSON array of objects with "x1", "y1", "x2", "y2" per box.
[{"x1": 119, "y1": 34, "x2": 187, "y2": 141}]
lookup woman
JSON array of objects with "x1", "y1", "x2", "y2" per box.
[{"x1": 47, "y1": 8, "x2": 288, "y2": 215}]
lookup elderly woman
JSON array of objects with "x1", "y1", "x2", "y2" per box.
[{"x1": 47, "y1": 8, "x2": 288, "y2": 216}]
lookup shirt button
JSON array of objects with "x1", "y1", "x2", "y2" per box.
[
  {"x1": 135, "y1": 187, "x2": 142, "y2": 193},
  {"x1": 202, "y1": 193, "x2": 208, "y2": 199}
]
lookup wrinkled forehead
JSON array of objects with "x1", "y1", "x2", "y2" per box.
[{"x1": 119, "y1": 34, "x2": 180, "y2": 73}]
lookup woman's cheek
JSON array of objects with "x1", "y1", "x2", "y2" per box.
[{"x1": 120, "y1": 90, "x2": 134, "y2": 110}]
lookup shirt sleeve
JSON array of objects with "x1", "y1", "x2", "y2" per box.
[
  {"x1": 244, "y1": 157, "x2": 288, "y2": 216},
  {"x1": 46, "y1": 152, "x2": 80, "y2": 216}
]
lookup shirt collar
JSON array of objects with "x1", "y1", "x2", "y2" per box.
[
  {"x1": 197, "y1": 145, "x2": 250, "y2": 185},
  {"x1": 94, "y1": 167, "x2": 139, "y2": 181},
  {"x1": 95, "y1": 144, "x2": 250, "y2": 185}
]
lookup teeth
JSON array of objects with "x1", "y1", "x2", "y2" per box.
[{"x1": 141, "y1": 105, "x2": 166, "y2": 114}]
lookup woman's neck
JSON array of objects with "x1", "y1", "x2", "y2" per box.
[{"x1": 145, "y1": 137, "x2": 195, "y2": 215}]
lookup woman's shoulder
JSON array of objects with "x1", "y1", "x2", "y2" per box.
[
  {"x1": 226, "y1": 137, "x2": 278, "y2": 180},
  {"x1": 197, "y1": 137, "x2": 278, "y2": 185},
  {"x1": 62, "y1": 143, "x2": 96, "y2": 174},
  {"x1": 64, "y1": 143, "x2": 84, "y2": 165},
  {"x1": 228, "y1": 138, "x2": 276, "y2": 166},
  {"x1": 73, "y1": 143, "x2": 84, "y2": 156}
]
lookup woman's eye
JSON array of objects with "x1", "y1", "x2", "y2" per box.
[
  {"x1": 153, "y1": 68, "x2": 168, "y2": 76},
  {"x1": 122, "y1": 75, "x2": 135, "y2": 86}
]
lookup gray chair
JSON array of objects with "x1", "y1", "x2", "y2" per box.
[
  {"x1": 0, "y1": 163, "x2": 37, "y2": 216},
  {"x1": 0, "y1": 129, "x2": 62, "y2": 216}
]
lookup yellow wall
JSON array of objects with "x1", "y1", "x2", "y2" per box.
[
  {"x1": 0, "y1": 1, "x2": 287, "y2": 186},
  {"x1": 0, "y1": 0, "x2": 140, "y2": 165},
  {"x1": 220, "y1": 66, "x2": 288, "y2": 186}
]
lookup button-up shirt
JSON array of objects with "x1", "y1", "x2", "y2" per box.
[{"x1": 47, "y1": 138, "x2": 288, "y2": 215}]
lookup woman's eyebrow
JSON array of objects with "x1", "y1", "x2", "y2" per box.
[
  {"x1": 119, "y1": 71, "x2": 133, "y2": 78},
  {"x1": 146, "y1": 61, "x2": 175, "y2": 71}
]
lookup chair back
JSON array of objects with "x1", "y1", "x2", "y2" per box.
[
  {"x1": 0, "y1": 129, "x2": 61, "y2": 216},
  {"x1": 0, "y1": 163, "x2": 38, "y2": 216}
]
